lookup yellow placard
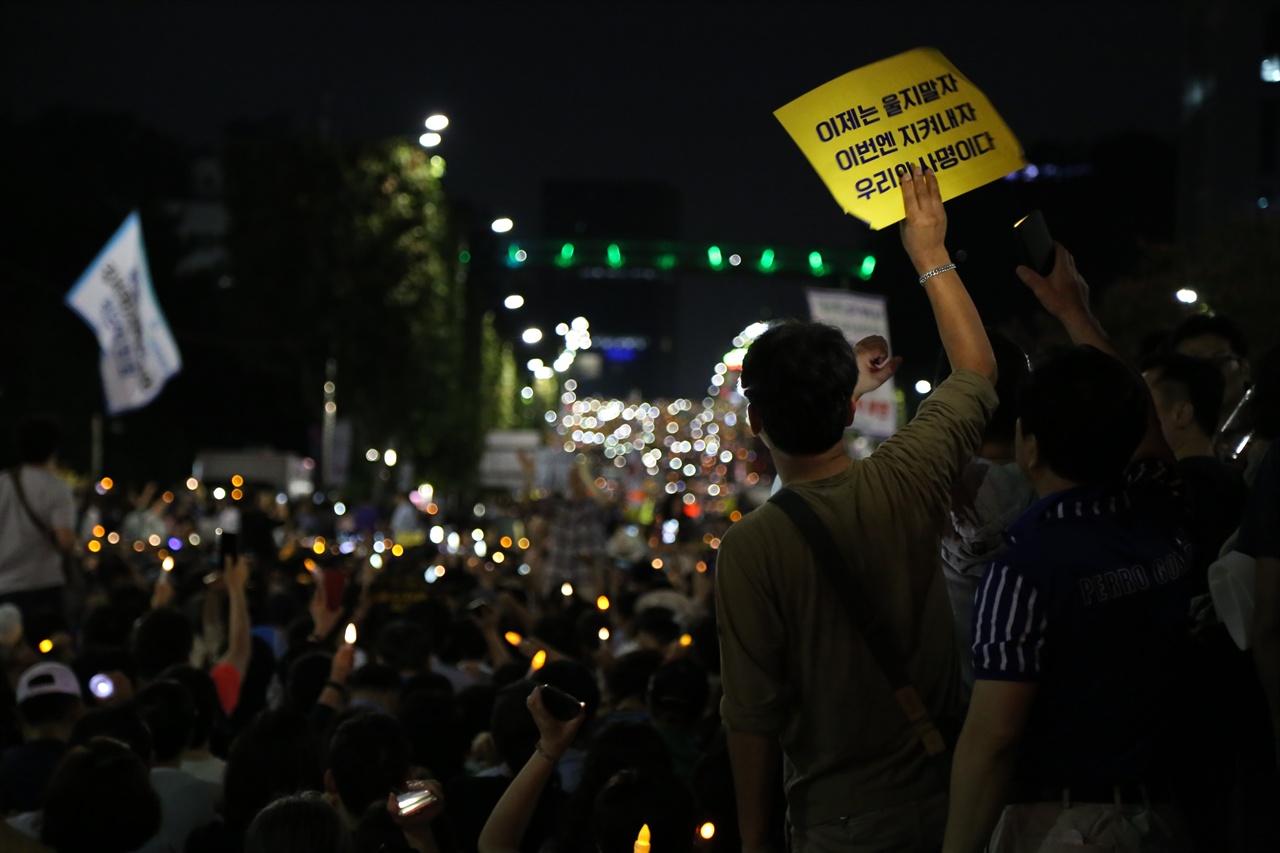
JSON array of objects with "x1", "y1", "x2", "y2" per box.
[{"x1": 774, "y1": 48, "x2": 1026, "y2": 230}]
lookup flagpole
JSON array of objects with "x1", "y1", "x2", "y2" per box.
[
  {"x1": 90, "y1": 412, "x2": 104, "y2": 480},
  {"x1": 322, "y1": 358, "x2": 337, "y2": 489}
]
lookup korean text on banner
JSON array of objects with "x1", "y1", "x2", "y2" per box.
[
  {"x1": 65, "y1": 212, "x2": 182, "y2": 415},
  {"x1": 775, "y1": 47, "x2": 1025, "y2": 230},
  {"x1": 806, "y1": 288, "x2": 897, "y2": 439}
]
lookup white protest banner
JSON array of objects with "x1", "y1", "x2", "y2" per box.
[
  {"x1": 66, "y1": 212, "x2": 182, "y2": 415},
  {"x1": 806, "y1": 287, "x2": 897, "y2": 439}
]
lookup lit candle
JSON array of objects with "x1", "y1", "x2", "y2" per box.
[
  {"x1": 344, "y1": 623, "x2": 357, "y2": 645},
  {"x1": 531, "y1": 649, "x2": 547, "y2": 671},
  {"x1": 598, "y1": 627, "x2": 611, "y2": 641},
  {"x1": 634, "y1": 824, "x2": 650, "y2": 853},
  {"x1": 504, "y1": 631, "x2": 524, "y2": 646},
  {"x1": 596, "y1": 595, "x2": 610, "y2": 611}
]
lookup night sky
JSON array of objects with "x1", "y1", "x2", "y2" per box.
[{"x1": 1, "y1": 0, "x2": 1186, "y2": 249}]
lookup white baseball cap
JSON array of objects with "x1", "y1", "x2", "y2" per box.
[{"x1": 16, "y1": 662, "x2": 82, "y2": 704}]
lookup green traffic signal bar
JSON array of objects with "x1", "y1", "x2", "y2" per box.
[{"x1": 494, "y1": 239, "x2": 877, "y2": 280}]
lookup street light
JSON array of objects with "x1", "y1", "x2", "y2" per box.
[
  {"x1": 418, "y1": 132, "x2": 442, "y2": 148},
  {"x1": 504, "y1": 294, "x2": 525, "y2": 309},
  {"x1": 1175, "y1": 289, "x2": 1198, "y2": 304},
  {"x1": 491, "y1": 218, "x2": 514, "y2": 233},
  {"x1": 424, "y1": 114, "x2": 450, "y2": 131},
  {"x1": 522, "y1": 328, "x2": 543, "y2": 344}
]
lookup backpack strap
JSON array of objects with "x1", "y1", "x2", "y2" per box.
[
  {"x1": 8, "y1": 467, "x2": 58, "y2": 547},
  {"x1": 769, "y1": 488, "x2": 947, "y2": 757}
]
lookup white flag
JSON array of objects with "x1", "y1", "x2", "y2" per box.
[
  {"x1": 806, "y1": 287, "x2": 898, "y2": 439},
  {"x1": 65, "y1": 212, "x2": 182, "y2": 415}
]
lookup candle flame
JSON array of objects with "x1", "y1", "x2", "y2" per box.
[
  {"x1": 596, "y1": 595, "x2": 610, "y2": 610},
  {"x1": 162, "y1": 556, "x2": 175, "y2": 572},
  {"x1": 679, "y1": 633, "x2": 693, "y2": 647},
  {"x1": 598, "y1": 627, "x2": 610, "y2": 641},
  {"x1": 699, "y1": 822, "x2": 716, "y2": 840},
  {"x1": 344, "y1": 623, "x2": 357, "y2": 644},
  {"x1": 505, "y1": 631, "x2": 523, "y2": 646},
  {"x1": 531, "y1": 649, "x2": 547, "y2": 671}
]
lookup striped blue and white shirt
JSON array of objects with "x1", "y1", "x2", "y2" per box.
[{"x1": 970, "y1": 457, "x2": 1192, "y2": 784}]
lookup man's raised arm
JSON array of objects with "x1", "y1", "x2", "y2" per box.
[
  {"x1": 900, "y1": 165, "x2": 996, "y2": 383},
  {"x1": 1015, "y1": 243, "x2": 1173, "y2": 464}
]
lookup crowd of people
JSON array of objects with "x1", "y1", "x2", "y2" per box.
[{"x1": 1, "y1": 168, "x2": 1277, "y2": 853}]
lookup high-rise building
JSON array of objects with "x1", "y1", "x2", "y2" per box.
[{"x1": 1177, "y1": 0, "x2": 1280, "y2": 238}]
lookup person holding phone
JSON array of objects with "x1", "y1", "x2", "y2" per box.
[{"x1": 478, "y1": 684, "x2": 584, "y2": 853}]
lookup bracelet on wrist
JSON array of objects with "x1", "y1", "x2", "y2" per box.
[
  {"x1": 324, "y1": 680, "x2": 349, "y2": 696},
  {"x1": 918, "y1": 263, "x2": 957, "y2": 285},
  {"x1": 533, "y1": 741, "x2": 561, "y2": 763}
]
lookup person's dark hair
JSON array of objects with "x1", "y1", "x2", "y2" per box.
[
  {"x1": 223, "y1": 708, "x2": 325, "y2": 831},
  {"x1": 593, "y1": 769, "x2": 697, "y2": 853},
  {"x1": 135, "y1": 679, "x2": 197, "y2": 763},
  {"x1": 70, "y1": 705, "x2": 153, "y2": 762},
  {"x1": 18, "y1": 693, "x2": 81, "y2": 727},
  {"x1": 490, "y1": 680, "x2": 541, "y2": 769},
  {"x1": 1168, "y1": 313, "x2": 1250, "y2": 359},
  {"x1": 935, "y1": 329, "x2": 1030, "y2": 445},
  {"x1": 375, "y1": 620, "x2": 433, "y2": 673},
  {"x1": 158, "y1": 664, "x2": 224, "y2": 750},
  {"x1": 244, "y1": 793, "x2": 352, "y2": 853},
  {"x1": 647, "y1": 658, "x2": 709, "y2": 726},
  {"x1": 455, "y1": 684, "x2": 497, "y2": 745},
  {"x1": 82, "y1": 602, "x2": 136, "y2": 649},
  {"x1": 438, "y1": 617, "x2": 490, "y2": 664},
  {"x1": 604, "y1": 650, "x2": 664, "y2": 706},
  {"x1": 564, "y1": 724, "x2": 676, "y2": 853},
  {"x1": 262, "y1": 591, "x2": 301, "y2": 628},
  {"x1": 286, "y1": 651, "x2": 334, "y2": 712},
  {"x1": 229, "y1": 634, "x2": 277, "y2": 731},
  {"x1": 347, "y1": 663, "x2": 403, "y2": 695},
  {"x1": 327, "y1": 711, "x2": 410, "y2": 817},
  {"x1": 1141, "y1": 351, "x2": 1225, "y2": 438},
  {"x1": 41, "y1": 737, "x2": 162, "y2": 853},
  {"x1": 17, "y1": 415, "x2": 61, "y2": 465},
  {"x1": 739, "y1": 321, "x2": 858, "y2": 455},
  {"x1": 131, "y1": 609, "x2": 194, "y2": 681},
  {"x1": 1017, "y1": 346, "x2": 1147, "y2": 484},
  {"x1": 399, "y1": 680, "x2": 465, "y2": 783},
  {"x1": 633, "y1": 609, "x2": 680, "y2": 647},
  {"x1": 530, "y1": 615, "x2": 580, "y2": 661}
]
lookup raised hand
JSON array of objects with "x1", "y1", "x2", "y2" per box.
[
  {"x1": 899, "y1": 164, "x2": 950, "y2": 273},
  {"x1": 853, "y1": 335, "x2": 903, "y2": 400},
  {"x1": 309, "y1": 574, "x2": 343, "y2": 642},
  {"x1": 1015, "y1": 243, "x2": 1091, "y2": 323},
  {"x1": 526, "y1": 684, "x2": 584, "y2": 760},
  {"x1": 223, "y1": 555, "x2": 249, "y2": 592},
  {"x1": 386, "y1": 779, "x2": 445, "y2": 852}
]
